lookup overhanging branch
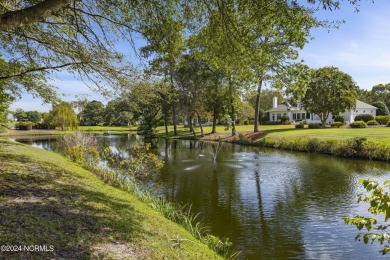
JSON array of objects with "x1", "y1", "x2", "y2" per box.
[
  {"x1": 0, "y1": 62, "x2": 83, "y2": 80},
  {"x1": 0, "y1": 0, "x2": 72, "y2": 31}
]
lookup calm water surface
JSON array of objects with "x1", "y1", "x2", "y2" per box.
[{"x1": 14, "y1": 135, "x2": 390, "y2": 259}]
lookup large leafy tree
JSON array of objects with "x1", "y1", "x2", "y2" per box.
[
  {"x1": 372, "y1": 101, "x2": 389, "y2": 116},
  {"x1": 302, "y1": 67, "x2": 357, "y2": 127},
  {"x1": 47, "y1": 101, "x2": 78, "y2": 130},
  {"x1": 80, "y1": 100, "x2": 105, "y2": 126}
]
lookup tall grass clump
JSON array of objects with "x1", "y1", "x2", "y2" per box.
[{"x1": 58, "y1": 132, "x2": 237, "y2": 258}]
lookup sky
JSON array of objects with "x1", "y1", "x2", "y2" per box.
[{"x1": 9, "y1": 0, "x2": 390, "y2": 112}]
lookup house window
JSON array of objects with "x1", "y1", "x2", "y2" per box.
[
  {"x1": 306, "y1": 112, "x2": 310, "y2": 119},
  {"x1": 371, "y1": 110, "x2": 373, "y2": 113},
  {"x1": 293, "y1": 113, "x2": 296, "y2": 120},
  {"x1": 363, "y1": 110, "x2": 365, "y2": 113},
  {"x1": 272, "y1": 114, "x2": 275, "y2": 121},
  {"x1": 277, "y1": 114, "x2": 281, "y2": 120},
  {"x1": 283, "y1": 113, "x2": 286, "y2": 116},
  {"x1": 355, "y1": 110, "x2": 358, "y2": 113},
  {"x1": 296, "y1": 113, "x2": 301, "y2": 120}
]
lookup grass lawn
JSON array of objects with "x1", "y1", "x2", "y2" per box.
[
  {"x1": 264, "y1": 127, "x2": 390, "y2": 144},
  {"x1": 78, "y1": 125, "x2": 132, "y2": 134},
  {"x1": 148, "y1": 124, "x2": 295, "y2": 138},
  {"x1": 0, "y1": 139, "x2": 220, "y2": 259}
]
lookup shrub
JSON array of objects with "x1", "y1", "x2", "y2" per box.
[
  {"x1": 15, "y1": 121, "x2": 33, "y2": 130},
  {"x1": 295, "y1": 124, "x2": 304, "y2": 129},
  {"x1": 243, "y1": 119, "x2": 249, "y2": 125},
  {"x1": 375, "y1": 115, "x2": 390, "y2": 125},
  {"x1": 238, "y1": 133, "x2": 251, "y2": 145},
  {"x1": 330, "y1": 122, "x2": 343, "y2": 128},
  {"x1": 57, "y1": 132, "x2": 100, "y2": 167},
  {"x1": 367, "y1": 120, "x2": 379, "y2": 125},
  {"x1": 300, "y1": 120, "x2": 307, "y2": 125},
  {"x1": 387, "y1": 121, "x2": 390, "y2": 127},
  {"x1": 262, "y1": 121, "x2": 281, "y2": 125},
  {"x1": 280, "y1": 115, "x2": 290, "y2": 124},
  {"x1": 350, "y1": 121, "x2": 368, "y2": 128},
  {"x1": 354, "y1": 114, "x2": 374, "y2": 122},
  {"x1": 334, "y1": 115, "x2": 345, "y2": 123},
  {"x1": 308, "y1": 123, "x2": 322, "y2": 129}
]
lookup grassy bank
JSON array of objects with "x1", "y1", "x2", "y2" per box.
[{"x1": 0, "y1": 139, "x2": 221, "y2": 259}]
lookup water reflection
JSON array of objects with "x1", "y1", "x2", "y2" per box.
[{"x1": 14, "y1": 135, "x2": 390, "y2": 259}]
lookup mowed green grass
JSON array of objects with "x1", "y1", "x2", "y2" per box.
[
  {"x1": 0, "y1": 139, "x2": 220, "y2": 259},
  {"x1": 264, "y1": 127, "x2": 390, "y2": 143}
]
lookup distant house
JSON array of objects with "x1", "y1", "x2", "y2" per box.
[{"x1": 267, "y1": 97, "x2": 377, "y2": 124}]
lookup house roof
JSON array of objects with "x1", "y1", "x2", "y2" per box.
[
  {"x1": 268, "y1": 104, "x2": 303, "y2": 112},
  {"x1": 267, "y1": 99, "x2": 377, "y2": 112},
  {"x1": 355, "y1": 100, "x2": 377, "y2": 109}
]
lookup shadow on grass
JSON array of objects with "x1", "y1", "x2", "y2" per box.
[{"x1": 0, "y1": 152, "x2": 150, "y2": 259}]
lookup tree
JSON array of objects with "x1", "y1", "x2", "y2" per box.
[
  {"x1": 302, "y1": 67, "x2": 357, "y2": 127},
  {"x1": 371, "y1": 84, "x2": 390, "y2": 109},
  {"x1": 47, "y1": 102, "x2": 78, "y2": 130},
  {"x1": 372, "y1": 101, "x2": 389, "y2": 116},
  {"x1": 345, "y1": 179, "x2": 390, "y2": 255},
  {"x1": 0, "y1": 0, "x2": 365, "y2": 112},
  {"x1": 26, "y1": 110, "x2": 42, "y2": 123},
  {"x1": 81, "y1": 100, "x2": 105, "y2": 126},
  {"x1": 104, "y1": 98, "x2": 133, "y2": 126},
  {"x1": 14, "y1": 108, "x2": 28, "y2": 122}
]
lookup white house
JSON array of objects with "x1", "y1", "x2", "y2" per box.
[{"x1": 267, "y1": 97, "x2": 377, "y2": 124}]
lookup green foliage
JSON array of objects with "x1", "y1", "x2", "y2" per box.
[
  {"x1": 334, "y1": 115, "x2": 345, "y2": 123},
  {"x1": 295, "y1": 124, "x2": 304, "y2": 129},
  {"x1": 367, "y1": 120, "x2": 379, "y2": 126},
  {"x1": 372, "y1": 101, "x2": 389, "y2": 116},
  {"x1": 330, "y1": 122, "x2": 343, "y2": 128},
  {"x1": 81, "y1": 100, "x2": 105, "y2": 126},
  {"x1": 15, "y1": 121, "x2": 33, "y2": 130},
  {"x1": 350, "y1": 121, "x2": 368, "y2": 128},
  {"x1": 344, "y1": 179, "x2": 390, "y2": 255},
  {"x1": 355, "y1": 114, "x2": 375, "y2": 122},
  {"x1": 57, "y1": 132, "x2": 100, "y2": 168},
  {"x1": 388, "y1": 121, "x2": 390, "y2": 127},
  {"x1": 26, "y1": 110, "x2": 42, "y2": 123},
  {"x1": 256, "y1": 136, "x2": 390, "y2": 161},
  {"x1": 47, "y1": 102, "x2": 78, "y2": 131},
  {"x1": 238, "y1": 133, "x2": 251, "y2": 145},
  {"x1": 102, "y1": 142, "x2": 163, "y2": 180},
  {"x1": 280, "y1": 115, "x2": 290, "y2": 124},
  {"x1": 308, "y1": 123, "x2": 322, "y2": 129},
  {"x1": 375, "y1": 116, "x2": 390, "y2": 125},
  {"x1": 302, "y1": 67, "x2": 357, "y2": 127}
]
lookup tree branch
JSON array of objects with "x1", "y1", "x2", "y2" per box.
[
  {"x1": 0, "y1": 62, "x2": 83, "y2": 80},
  {"x1": 0, "y1": 0, "x2": 72, "y2": 31}
]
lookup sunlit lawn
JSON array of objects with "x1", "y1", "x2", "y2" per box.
[{"x1": 265, "y1": 127, "x2": 390, "y2": 143}]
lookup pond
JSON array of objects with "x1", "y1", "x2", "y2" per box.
[{"x1": 13, "y1": 135, "x2": 390, "y2": 259}]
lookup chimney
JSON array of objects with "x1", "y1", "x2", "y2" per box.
[{"x1": 272, "y1": 97, "x2": 278, "y2": 108}]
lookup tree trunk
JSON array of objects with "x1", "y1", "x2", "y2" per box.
[
  {"x1": 188, "y1": 115, "x2": 193, "y2": 133},
  {"x1": 164, "y1": 109, "x2": 169, "y2": 136},
  {"x1": 229, "y1": 77, "x2": 236, "y2": 136},
  {"x1": 254, "y1": 79, "x2": 263, "y2": 132},
  {"x1": 197, "y1": 112, "x2": 204, "y2": 137},
  {"x1": 212, "y1": 108, "x2": 217, "y2": 134},
  {"x1": 169, "y1": 70, "x2": 178, "y2": 136}
]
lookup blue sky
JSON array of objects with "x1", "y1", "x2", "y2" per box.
[{"x1": 10, "y1": 0, "x2": 390, "y2": 112}]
